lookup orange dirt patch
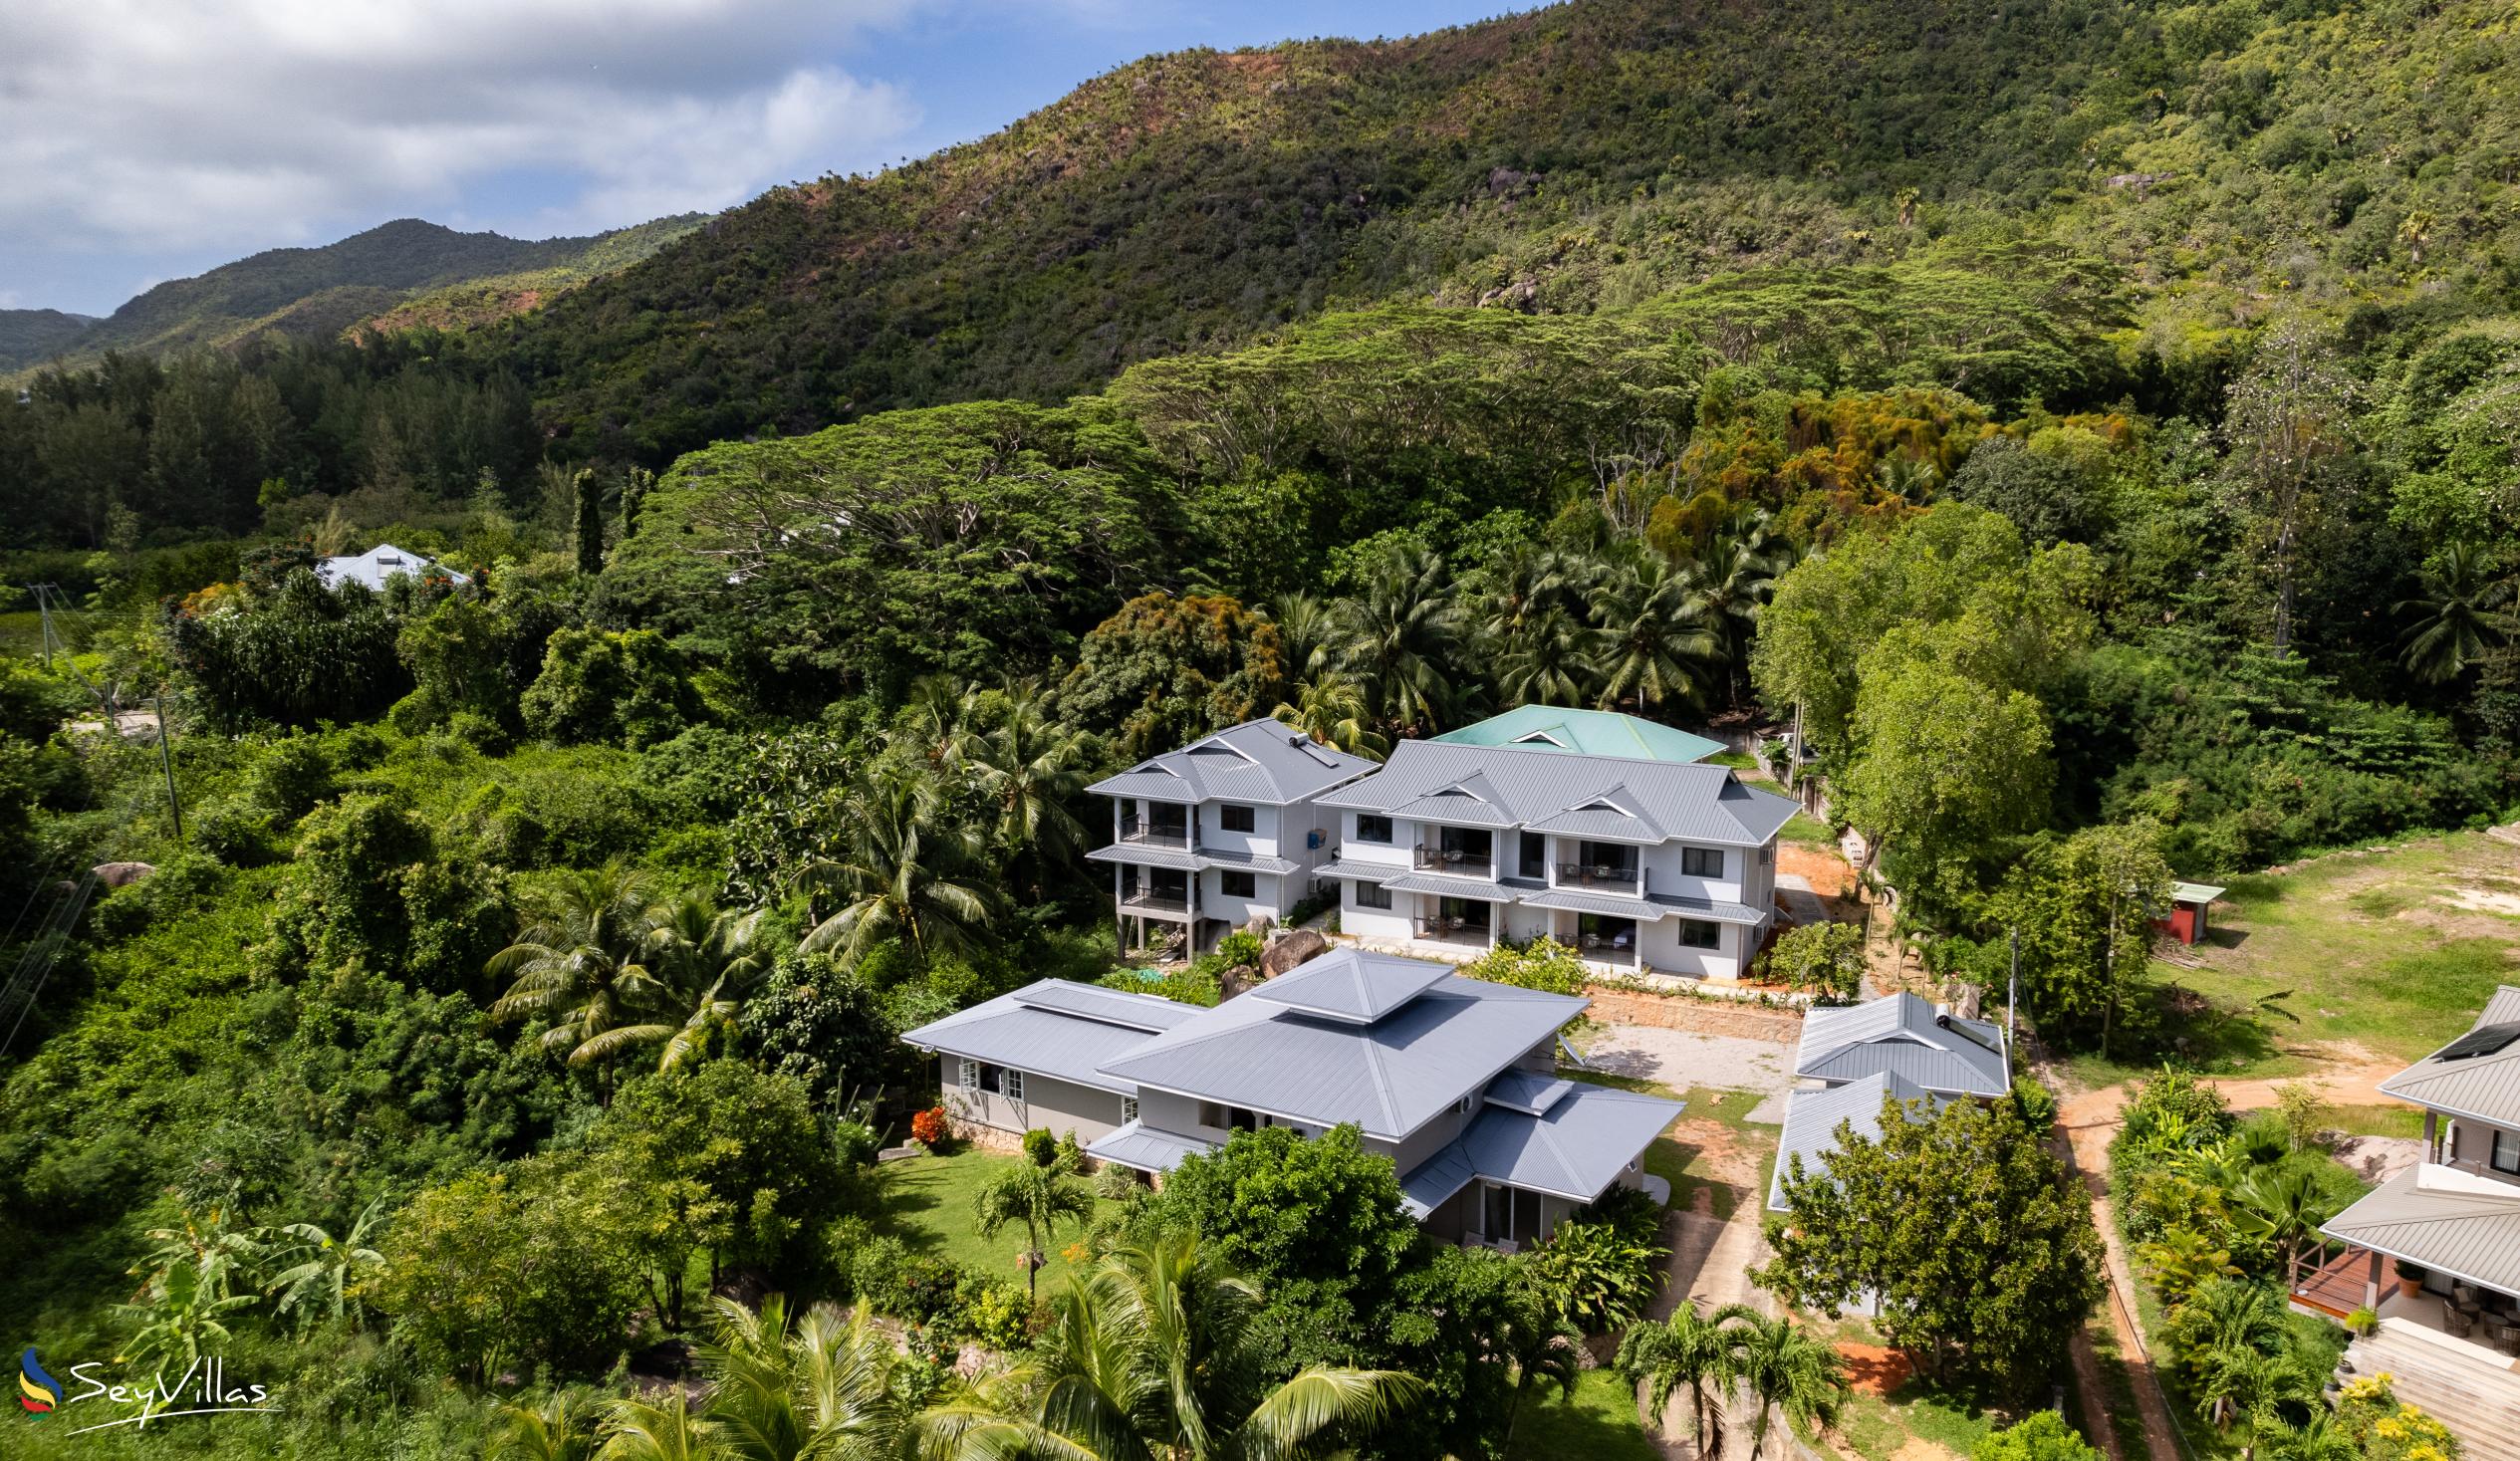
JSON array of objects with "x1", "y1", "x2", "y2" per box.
[
  {"x1": 1778, "y1": 844, "x2": 1856, "y2": 897},
  {"x1": 1838, "y1": 1342, "x2": 1913, "y2": 1396},
  {"x1": 1665, "y1": 1116, "x2": 1756, "y2": 1187}
]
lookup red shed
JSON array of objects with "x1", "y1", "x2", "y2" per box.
[{"x1": 2153, "y1": 881, "x2": 2224, "y2": 946}]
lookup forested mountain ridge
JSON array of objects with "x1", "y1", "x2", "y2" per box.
[
  {"x1": 467, "y1": 0, "x2": 2516, "y2": 460},
  {"x1": 5, "y1": 215, "x2": 703, "y2": 373},
  {"x1": 0, "y1": 309, "x2": 99, "y2": 367}
]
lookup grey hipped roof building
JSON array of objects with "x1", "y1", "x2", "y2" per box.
[
  {"x1": 1086, "y1": 718, "x2": 1378, "y2": 807},
  {"x1": 1314, "y1": 739, "x2": 1799, "y2": 848},
  {"x1": 902, "y1": 948, "x2": 1684, "y2": 1244},
  {"x1": 1793, "y1": 992, "x2": 2012, "y2": 1098},
  {"x1": 1766, "y1": 1070, "x2": 1939, "y2": 1212}
]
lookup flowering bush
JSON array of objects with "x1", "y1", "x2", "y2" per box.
[
  {"x1": 2337, "y1": 1374, "x2": 2459, "y2": 1461},
  {"x1": 909, "y1": 1105, "x2": 950, "y2": 1147}
]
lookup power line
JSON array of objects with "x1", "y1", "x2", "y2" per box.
[{"x1": 0, "y1": 871, "x2": 100, "y2": 1062}]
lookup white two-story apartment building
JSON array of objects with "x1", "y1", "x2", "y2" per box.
[
  {"x1": 1085, "y1": 718, "x2": 1377, "y2": 955},
  {"x1": 1312, "y1": 707, "x2": 1798, "y2": 980}
]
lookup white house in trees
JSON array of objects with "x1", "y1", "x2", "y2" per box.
[
  {"x1": 1085, "y1": 718, "x2": 1377, "y2": 955},
  {"x1": 1312, "y1": 707, "x2": 1798, "y2": 980}
]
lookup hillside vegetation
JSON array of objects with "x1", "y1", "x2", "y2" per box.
[
  {"x1": 5, "y1": 216, "x2": 702, "y2": 373},
  {"x1": 0, "y1": 309, "x2": 100, "y2": 367}
]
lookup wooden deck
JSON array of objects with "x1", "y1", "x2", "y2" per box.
[{"x1": 2294, "y1": 1244, "x2": 2380, "y2": 1319}]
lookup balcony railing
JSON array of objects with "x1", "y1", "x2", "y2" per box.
[
  {"x1": 1118, "y1": 821, "x2": 1192, "y2": 850},
  {"x1": 1415, "y1": 916, "x2": 1494, "y2": 946},
  {"x1": 1573, "y1": 936, "x2": 1638, "y2": 968},
  {"x1": 1122, "y1": 887, "x2": 1191, "y2": 914},
  {"x1": 1414, "y1": 844, "x2": 1495, "y2": 876},
  {"x1": 1557, "y1": 861, "x2": 1640, "y2": 888}
]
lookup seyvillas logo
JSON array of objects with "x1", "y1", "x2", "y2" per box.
[
  {"x1": 13, "y1": 1351, "x2": 277, "y2": 1435},
  {"x1": 19, "y1": 1349, "x2": 60, "y2": 1415}
]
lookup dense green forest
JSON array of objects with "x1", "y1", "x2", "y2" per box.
[{"x1": 3, "y1": 0, "x2": 2519, "y2": 1454}]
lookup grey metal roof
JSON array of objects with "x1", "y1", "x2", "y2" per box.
[
  {"x1": 1400, "y1": 1143, "x2": 1479, "y2": 1218},
  {"x1": 2322, "y1": 1163, "x2": 2520, "y2": 1297},
  {"x1": 1795, "y1": 992, "x2": 2010, "y2": 1098},
  {"x1": 1518, "y1": 886, "x2": 1669, "y2": 920},
  {"x1": 1011, "y1": 982, "x2": 1197, "y2": 1034},
  {"x1": 901, "y1": 980, "x2": 1195, "y2": 1095},
  {"x1": 2171, "y1": 881, "x2": 2226, "y2": 905},
  {"x1": 1767, "y1": 1072, "x2": 1936, "y2": 1212},
  {"x1": 1097, "y1": 970, "x2": 1585, "y2": 1140},
  {"x1": 1315, "y1": 739, "x2": 1796, "y2": 847},
  {"x1": 1644, "y1": 892, "x2": 1771, "y2": 926},
  {"x1": 1317, "y1": 856, "x2": 1401, "y2": 884},
  {"x1": 2379, "y1": 986, "x2": 2520, "y2": 1126},
  {"x1": 1389, "y1": 794, "x2": 1520, "y2": 828},
  {"x1": 1088, "y1": 719, "x2": 1377, "y2": 806},
  {"x1": 315, "y1": 543, "x2": 470, "y2": 591},
  {"x1": 1404, "y1": 1083, "x2": 1687, "y2": 1207},
  {"x1": 1245, "y1": 948, "x2": 1451, "y2": 1025},
  {"x1": 1086, "y1": 1121, "x2": 1217, "y2": 1173},
  {"x1": 1485, "y1": 1069, "x2": 1577, "y2": 1114},
  {"x1": 1381, "y1": 869, "x2": 1517, "y2": 901},
  {"x1": 1084, "y1": 844, "x2": 1301, "y2": 876}
]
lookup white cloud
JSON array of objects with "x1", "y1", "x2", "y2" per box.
[{"x1": 0, "y1": 0, "x2": 929, "y2": 255}]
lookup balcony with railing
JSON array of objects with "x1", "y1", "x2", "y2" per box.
[
  {"x1": 1122, "y1": 886, "x2": 1192, "y2": 915},
  {"x1": 1415, "y1": 914, "x2": 1495, "y2": 948},
  {"x1": 1118, "y1": 816, "x2": 1193, "y2": 850},
  {"x1": 1414, "y1": 843, "x2": 1494, "y2": 877},
  {"x1": 1556, "y1": 860, "x2": 1641, "y2": 891}
]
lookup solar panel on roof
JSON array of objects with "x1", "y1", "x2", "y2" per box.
[{"x1": 2436, "y1": 1023, "x2": 2520, "y2": 1061}]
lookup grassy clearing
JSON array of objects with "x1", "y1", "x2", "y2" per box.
[
  {"x1": 1507, "y1": 1368, "x2": 1661, "y2": 1461},
  {"x1": 867, "y1": 1148, "x2": 1121, "y2": 1292},
  {"x1": 1567, "y1": 1068, "x2": 1784, "y2": 1220},
  {"x1": 1780, "y1": 811, "x2": 1839, "y2": 848},
  {"x1": 1829, "y1": 1377, "x2": 2003, "y2": 1461},
  {"x1": 2324, "y1": 1104, "x2": 2427, "y2": 1138},
  {"x1": 1705, "y1": 749, "x2": 1759, "y2": 770},
  {"x1": 2069, "y1": 834, "x2": 2520, "y2": 1085}
]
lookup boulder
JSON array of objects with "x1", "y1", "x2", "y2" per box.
[
  {"x1": 1242, "y1": 912, "x2": 1275, "y2": 940},
  {"x1": 1260, "y1": 928, "x2": 1328, "y2": 979},
  {"x1": 93, "y1": 860, "x2": 155, "y2": 888}
]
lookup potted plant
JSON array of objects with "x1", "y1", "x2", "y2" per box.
[{"x1": 2395, "y1": 1260, "x2": 2428, "y2": 1300}]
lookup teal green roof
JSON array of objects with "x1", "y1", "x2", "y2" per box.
[{"x1": 1429, "y1": 705, "x2": 1724, "y2": 764}]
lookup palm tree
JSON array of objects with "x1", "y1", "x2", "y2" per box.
[
  {"x1": 1591, "y1": 555, "x2": 1722, "y2": 716},
  {"x1": 120, "y1": 1209, "x2": 265, "y2": 1370},
  {"x1": 898, "y1": 673, "x2": 981, "y2": 773},
  {"x1": 1274, "y1": 672, "x2": 1387, "y2": 758},
  {"x1": 2162, "y1": 1279, "x2": 2289, "y2": 1429},
  {"x1": 1496, "y1": 1284, "x2": 1582, "y2": 1456},
  {"x1": 1617, "y1": 1301, "x2": 1757, "y2": 1457},
  {"x1": 1693, "y1": 511, "x2": 1787, "y2": 708},
  {"x1": 595, "y1": 1391, "x2": 727, "y2": 1461},
  {"x1": 992, "y1": 1229, "x2": 1422, "y2": 1459},
  {"x1": 1330, "y1": 543, "x2": 1466, "y2": 737},
  {"x1": 2229, "y1": 1167, "x2": 2340, "y2": 1285},
  {"x1": 1267, "y1": 593, "x2": 1339, "y2": 682},
  {"x1": 1494, "y1": 604, "x2": 1605, "y2": 708},
  {"x1": 489, "y1": 1388, "x2": 603, "y2": 1461},
  {"x1": 965, "y1": 678, "x2": 1091, "y2": 898},
  {"x1": 2396, "y1": 541, "x2": 2514, "y2": 683},
  {"x1": 699, "y1": 1295, "x2": 922, "y2": 1461},
  {"x1": 792, "y1": 769, "x2": 1001, "y2": 964},
  {"x1": 2267, "y1": 1411, "x2": 2362, "y2": 1461},
  {"x1": 973, "y1": 1157, "x2": 1097, "y2": 1299},
  {"x1": 488, "y1": 859, "x2": 676, "y2": 1078},
  {"x1": 266, "y1": 1192, "x2": 389, "y2": 1330},
  {"x1": 1733, "y1": 1313, "x2": 1850, "y2": 1461}
]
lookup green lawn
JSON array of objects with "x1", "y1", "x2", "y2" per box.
[
  {"x1": 1830, "y1": 1378, "x2": 2002, "y2": 1461},
  {"x1": 1779, "y1": 811, "x2": 1838, "y2": 848},
  {"x1": 1507, "y1": 1368, "x2": 1662, "y2": 1461},
  {"x1": 869, "y1": 1148, "x2": 1122, "y2": 1293},
  {"x1": 1563, "y1": 1068, "x2": 1783, "y2": 1220},
  {"x1": 1704, "y1": 749, "x2": 1759, "y2": 771},
  {"x1": 2068, "y1": 833, "x2": 2520, "y2": 1085}
]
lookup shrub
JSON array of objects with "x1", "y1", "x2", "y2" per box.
[
  {"x1": 1022, "y1": 1128, "x2": 1059, "y2": 1167},
  {"x1": 2012, "y1": 1076, "x2": 2060, "y2": 1129},
  {"x1": 909, "y1": 1106, "x2": 950, "y2": 1147},
  {"x1": 831, "y1": 1117, "x2": 882, "y2": 1171},
  {"x1": 1523, "y1": 1215, "x2": 1668, "y2": 1333},
  {"x1": 947, "y1": 1272, "x2": 1035, "y2": 1349},
  {"x1": 2345, "y1": 1306, "x2": 2379, "y2": 1338},
  {"x1": 1213, "y1": 929, "x2": 1264, "y2": 967},
  {"x1": 1976, "y1": 1411, "x2": 2104, "y2": 1461},
  {"x1": 848, "y1": 1235, "x2": 965, "y2": 1327},
  {"x1": 1762, "y1": 920, "x2": 1865, "y2": 999},
  {"x1": 1459, "y1": 938, "x2": 1589, "y2": 997}
]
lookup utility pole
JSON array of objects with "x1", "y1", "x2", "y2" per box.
[
  {"x1": 152, "y1": 692, "x2": 184, "y2": 843},
  {"x1": 2006, "y1": 927, "x2": 2020, "y2": 1065},
  {"x1": 32, "y1": 584, "x2": 59, "y2": 669}
]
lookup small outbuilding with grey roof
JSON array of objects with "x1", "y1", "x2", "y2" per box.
[
  {"x1": 1793, "y1": 992, "x2": 2012, "y2": 1100},
  {"x1": 1767, "y1": 1071, "x2": 1939, "y2": 1213},
  {"x1": 1087, "y1": 718, "x2": 1376, "y2": 955}
]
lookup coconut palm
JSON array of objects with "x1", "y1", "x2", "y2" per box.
[
  {"x1": 489, "y1": 1388, "x2": 603, "y2": 1461},
  {"x1": 2266, "y1": 1411, "x2": 2362, "y2": 1461},
  {"x1": 1494, "y1": 604, "x2": 1605, "y2": 708},
  {"x1": 2396, "y1": 540, "x2": 2514, "y2": 683},
  {"x1": 594, "y1": 1391, "x2": 727, "y2": 1461},
  {"x1": 1617, "y1": 1301, "x2": 1757, "y2": 1457},
  {"x1": 898, "y1": 673, "x2": 981, "y2": 773},
  {"x1": 792, "y1": 769, "x2": 1001, "y2": 964},
  {"x1": 488, "y1": 859, "x2": 675, "y2": 1075},
  {"x1": 1733, "y1": 1313, "x2": 1850, "y2": 1461},
  {"x1": 1496, "y1": 1283, "x2": 1583, "y2": 1456},
  {"x1": 1267, "y1": 593, "x2": 1339, "y2": 682},
  {"x1": 973, "y1": 1155, "x2": 1098, "y2": 1299},
  {"x1": 1694, "y1": 510, "x2": 1788, "y2": 707},
  {"x1": 1590, "y1": 555, "x2": 1722, "y2": 716},
  {"x1": 965, "y1": 678, "x2": 1092, "y2": 897},
  {"x1": 985, "y1": 1228, "x2": 1422, "y2": 1460},
  {"x1": 699, "y1": 1295, "x2": 921, "y2": 1461},
  {"x1": 1330, "y1": 543, "x2": 1467, "y2": 737},
  {"x1": 1274, "y1": 672, "x2": 1387, "y2": 759},
  {"x1": 565, "y1": 896, "x2": 771, "y2": 1074},
  {"x1": 266, "y1": 1192, "x2": 389, "y2": 1330}
]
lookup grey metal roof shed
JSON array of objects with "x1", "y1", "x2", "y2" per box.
[
  {"x1": 1767, "y1": 1071, "x2": 1939, "y2": 1212},
  {"x1": 1794, "y1": 992, "x2": 2011, "y2": 1098}
]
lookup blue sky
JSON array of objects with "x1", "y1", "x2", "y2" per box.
[{"x1": 1, "y1": 1, "x2": 1521, "y2": 318}]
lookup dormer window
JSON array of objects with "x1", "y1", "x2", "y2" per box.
[{"x1": 1512, "y1": 731, "x2": 1570, "y2": 748}]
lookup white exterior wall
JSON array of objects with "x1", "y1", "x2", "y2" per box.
[
  {"x1": 1340, "y1": 879, "x2": 1414, "y2": 942},
  {"x1": 940, "y1": 1056, "x2": 1132, "y2": 1143},
  {"x1": 1339, "y1": 810, "x2": 1414, "y2": 868},
  {"x1": 1637, "y1": 916, "x2": 1746, "y2": 980},
  {"x1": 1637, "y1": 840, "x2": 1753, "y2": 905},
  {"x1": 1199, "y1": 866, "x2": 1282, "y2": 931},
  {"x1": 1501, "y1": 901, "x2": 1553, "y2": 943}
]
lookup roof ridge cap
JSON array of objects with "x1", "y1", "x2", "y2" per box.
[{"x1": 1354, "y1": 1024, "x2": 1405, "y2": 1136}]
